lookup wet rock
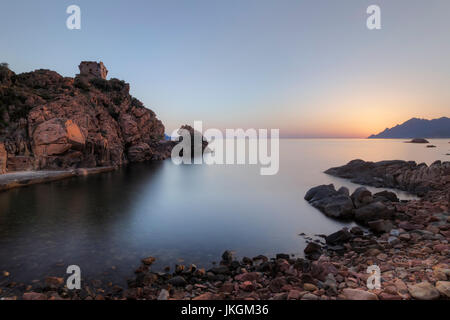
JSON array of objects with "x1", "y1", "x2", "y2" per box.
[
  {"x1": 325, "y1": 229, "x2": 352, "y2": 245},
  {"x1": 304, "y1": 184, "x2": 354, "y2": 219},
  {"x1": 351, "y1": 187, "x2": 373, "y2": 208},
  {"x1": 408, "y1": 282, "x2": 440, "y2": 300},
  {"x1": 304, "y1": 242, "x2": 322, "y2": 255}
]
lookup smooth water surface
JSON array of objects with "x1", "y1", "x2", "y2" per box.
[{"x1": 0, "y1": 139, "x2": 448, "y2": 285}]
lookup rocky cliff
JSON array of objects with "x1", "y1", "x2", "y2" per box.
[{"x1": 0, "y1": 62, "x2": 174, "y2": 172}]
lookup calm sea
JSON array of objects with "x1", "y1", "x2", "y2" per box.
[{"x1": 0, "y1": 139, "x2": 448, "y2": 286}]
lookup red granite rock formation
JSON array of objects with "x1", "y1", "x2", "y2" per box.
[{"x1": 0, "y1": 62, "x2": 173, "y2": 172}]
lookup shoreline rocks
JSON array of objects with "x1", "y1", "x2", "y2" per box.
[
  {"x1": 324, "y1": 159, "x2": 450, "y2": 197},
  {"x1": 0, "y1": 167, "x2": 115, "y2": 192},
  {"x1": 305, "y1": 184, "x2": 396, "y2": 225}
]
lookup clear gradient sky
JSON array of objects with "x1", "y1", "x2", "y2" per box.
[{"x1": 1, "y1": 0, "x2": 449, "y2": 137}]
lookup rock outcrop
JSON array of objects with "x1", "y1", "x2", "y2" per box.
[
  {"x1": 0, "y1": 62, "x2": 174, "y2": 172},
  {"x1": 324, "y1": 159, "x2": 450, "y2": 198},
  {"x1": 175, "y1": 125, "x2": 209, "y2": 157}
]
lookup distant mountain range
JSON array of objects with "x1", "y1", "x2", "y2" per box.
[{"x1": 368, "y1": 117, "x2": 450, "y2": 139}]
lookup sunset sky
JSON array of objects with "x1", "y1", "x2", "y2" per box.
[{"x1": 1, "y1": 0, "x2": 449, "y2": 137}]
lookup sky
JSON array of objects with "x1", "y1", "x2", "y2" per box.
[{"x1": 1, "y1": 0, "x2": 449, "y2": 137}]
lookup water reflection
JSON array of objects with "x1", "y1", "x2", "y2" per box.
[{"x1": 0, "y1": 139, "x2": 448, "y2": 286}]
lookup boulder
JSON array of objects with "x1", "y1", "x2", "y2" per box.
[
  {"x1": 367, "y1": 219, "x2": 394, "y2": 234},
  {"x1": 325, "y1": 229, "x2": 352, "y2": 245},
  {"x1": 354, "y1": 201, "x2": 392, "y2": 224},
  {"x1": 304, "y1": 185, "x2": 354, "y2": 219},
  {"x1": 351, "y1": 187, "x2": 373, "y2": 208},
  {"x1": 304, "y1": 242, "x2": 322, "y2": 255}
]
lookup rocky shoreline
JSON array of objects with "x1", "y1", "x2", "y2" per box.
[
  {"x1": 1, "y1": 159, "x2": 448, "y2": 300},
  {"x1": 0, "y1": 166, "x2": 115, "y2": 192}
]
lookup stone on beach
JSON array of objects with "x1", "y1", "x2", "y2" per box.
[
  {"x1": 342, "y1": 288, "x2": 378, "y2": 300},
  {"x1": 408, "y1": 282, "x2": 440, "y2": 300}
]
